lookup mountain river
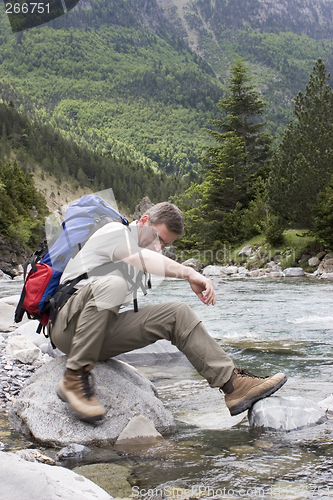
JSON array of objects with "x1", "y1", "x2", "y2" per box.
[{"x1": 1, "y1": 275, "x2": 333, "y2": 499}]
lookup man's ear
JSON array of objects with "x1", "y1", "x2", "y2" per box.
[{"x1": 138, "y1": 214, "x2": 150, "y2": 226}]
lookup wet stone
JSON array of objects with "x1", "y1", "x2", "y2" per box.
[{"x1": 249, "y1": 396, "x2": 327, "y2": 431}]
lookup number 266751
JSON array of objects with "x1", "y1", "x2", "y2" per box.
[{"x1": 5, "y1": 3, "x2": 50, "y2": 14}]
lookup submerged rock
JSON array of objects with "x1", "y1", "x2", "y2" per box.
[
  {"x1": 73, "y1": 463, "x2": 132, "y2": 498},
  {"x1": 9, "y1": 356, "x2": 176, "y2": 447},
  {"x1": 249, "y1": 396, "x2": 327, "y2": 431},
  {"x1": 56, "y1": 443, "x2": 91, "y2": 461}
]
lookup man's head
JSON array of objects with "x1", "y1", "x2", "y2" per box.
[{"x1": 137, "y1": 202, "x2": 184, "y2": 251}]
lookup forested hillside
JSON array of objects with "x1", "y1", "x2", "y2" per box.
[
  {"x1": 158, "y1": 0, "x2": 333, "y2": 135},
  {"x1": 1, "y1": 0, "x2": 333, "y2": 178},
  {"x1": 1, "y1": 0, "x2": 333, "y2": 258},
  {"x1": 0, "y1": 100, "x2": 183, "y2": 210},
  {"x1": 0, "y1": 1, "x2": 223, "y2": 176}
]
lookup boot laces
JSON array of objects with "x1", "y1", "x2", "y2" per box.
[
  {"x1": 237, "y1": 367, "x2": 268, "y2": 379},
  {"x1": 79, "y1": 370, "x2": 95, "y2": 400}
]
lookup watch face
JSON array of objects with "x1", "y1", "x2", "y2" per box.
[{"x1": 5, "y1": 0, "x2": 81, "y2": 33}]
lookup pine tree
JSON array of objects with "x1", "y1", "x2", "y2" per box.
[
  {"x1": 268, "y1": 58, "x2": 333, "y2": 228},
  {"x1": 203, "y1": 57, "x2": 272, "y2": 207},
  {"x1": 175, "y1": 59, "x2": 272, "y2": 248}
]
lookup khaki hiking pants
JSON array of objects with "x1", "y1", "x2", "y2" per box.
[{"x1": 50, "y1": 275, "x2": 234, "y2": 388}]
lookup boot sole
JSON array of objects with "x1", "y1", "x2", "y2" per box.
[
  {"x1": 56, "y1": 385, "x2": 105, "y2": 424},
  {"x1": 228, "y1": 375, "x2": 287, "y2": 416}
]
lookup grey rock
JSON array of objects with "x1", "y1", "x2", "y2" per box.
[
  {"x1": 9, "y1": 356, "x2": 176, "y2": 446},
  {"x1": 298, "y1": 254, "x2": 311, "y2": 265},
  {"x1": 15, "y1": 449, "x2": 56, "y2": 465},
  {"x1": 202, "y1": 265, "x2": 225, "y2": 277},
  {"x1": 0, "y1": 302, "x2": 17, "y2": 332},
  {"x1": 250, "y1": 269, "x2": 266, "y2": 278},
  {"x1": 316, "y1": 251, "x2": 327, "y2": 261},
  {"x1": 15, "y1": 321, "x2": 47, "y2": 348},
  {"x1": 0, "y1": 269, "x2": 12, "y2": 281},
  {"x1": 116, "y1": 339, "x2": 181, "y2": 362},
  {"x1": 318, "y1": 258, "x2": 333, "y2": 275},
  {"x1": 267, "y1": 271, "x2": 284, "y2": 278},
  {"x1": 0, "y1": 295, "x2": 20, "y2": 307},
  {"x1": 6, "y1": 335, "x2": 41, "y2": 364},
  {"x1": 249, "y1": 396, "x2": 327, "y2": 431},
  {"x1": 308, "y1": 257, "x2": 320, "y2": 267},
  {"x1": 318, "y1": 396, "x2": 333, "y2": 414},
  {"x1": 322, "y1": 253, "x2": 333, "y2": 261},
  {"x1": 283, "y1": 267, "x2": 305, "y2": 277},
  {"x1": 0, "y1": 450, "x2": 112, "y2": 500},
  {"x1": 319, "y1": 272, "x2": 333, "y2": 281},
  {"x1": 181, "y1": 258, "x2": 205, "y2": 272},
  {"x1": 238, "y1": 245, "x2": 252, "y2": 257},
  {"x1": 56, "y1": 444, "x2": 91, "y2": 461},
  {"x1": 132, "y1": 196, "x2": 154, "y2": 220},
  {"x1": 223, "y1": 265, "x2": 238, "y2": 275},
  {"x1": 115, "y1": 414, "x2": 163, "y2": 445}
]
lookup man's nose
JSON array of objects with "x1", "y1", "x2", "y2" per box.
[{"x1": 154, "y1": 239, "x2": 164, "y2": 252}]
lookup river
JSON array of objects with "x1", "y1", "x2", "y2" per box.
[{"x1": 1, "y1": 276, "x2": 333, "y2": 499}]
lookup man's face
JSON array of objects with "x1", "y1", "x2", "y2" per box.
[{"x1": 138, "y1": 216, "x2": 179, "y2": 252}]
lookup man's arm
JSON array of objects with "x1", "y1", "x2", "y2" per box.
[{"x1": 113, "y1": 245, "x2": 216, "y2": 306}]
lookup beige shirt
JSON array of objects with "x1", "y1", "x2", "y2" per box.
[{"x1": 60, "y1": 221, "x2": 141, "y2": 304}]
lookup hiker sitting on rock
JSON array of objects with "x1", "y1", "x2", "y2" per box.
[{"x1": 50, "y1": 202, "x2": 286, "y2": 423}]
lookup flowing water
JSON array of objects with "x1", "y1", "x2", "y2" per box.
[{"x1": 1, "y1": 276, "x2": 333, "y2": 499}]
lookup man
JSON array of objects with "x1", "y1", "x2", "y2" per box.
[{"x1": 50, "y1": 202, "x2": 286, "y2": 423}]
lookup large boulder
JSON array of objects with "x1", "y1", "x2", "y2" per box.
[
  {"x1": 248, "y1": 396, "x2": 327, "y2": 431},
  {"x1": 202, "y1": 265, "x2": 226, "y2": 277},
  {"x1": 318, "y1": 258, "x2": 333, "y2": 275},
  {"x1": 0, "y1": 451, "x2": 112, "y2": 500},
  {"x1": 9, "y1": 356, "x2": 176, "y2": 447},
  {"x1": 182, "y1": 258, "x2": 205, "y2": 272},
  {"x1": 283, "y1": 267, "x2": 305, "y2": 277},
  {"x1": 308, "y1": 257, "x2": 320, "y2": 267},
  {"x1": 0, "y1": 302, "x2": 17, "y2": 332}
]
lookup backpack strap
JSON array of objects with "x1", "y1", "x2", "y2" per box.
[{"x1": 46, "y1": 273, "x2": 88, "y2": 325}]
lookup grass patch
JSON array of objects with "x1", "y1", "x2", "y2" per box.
[{"x1": 176, "y1": 230, "x2": 324, "y2": 268}]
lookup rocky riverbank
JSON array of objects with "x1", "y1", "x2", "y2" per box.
[{"x1": 182, "y1": 246, "x2": 333, "y2": 280}]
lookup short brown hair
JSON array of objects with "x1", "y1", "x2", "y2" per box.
[{"x1": 144, "y1": 202, "x2": 184, "y2": 236}]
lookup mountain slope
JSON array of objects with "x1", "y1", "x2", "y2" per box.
[{"x1": 1, "y1": 0, "x2": 333, "y2": 175}]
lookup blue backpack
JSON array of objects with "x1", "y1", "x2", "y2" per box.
[{"x1": 14, "y1": 194, "x2": 147, "y2": 334}]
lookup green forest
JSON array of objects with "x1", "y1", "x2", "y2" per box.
[
  {"x1": 0, "y1": 99, "x2": 184, "y2": 248},
  {"x1": 1, "y1": 0, "x2": 333, "y2": 257},
  {"x1": 175, "y1": 58, "x2": 333, "y2": 253}
]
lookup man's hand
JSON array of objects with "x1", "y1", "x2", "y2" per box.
[{"x1": 186, "y1": 268, "x2": 216, "y2": 306}]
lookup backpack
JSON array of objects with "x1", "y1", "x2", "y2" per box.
[{"x1": 14, "y1": 194, "x2": 149, "y2": 335}]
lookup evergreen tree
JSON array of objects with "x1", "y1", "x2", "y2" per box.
[
  {"x1": 176, "y1": 58, "x2": 272, "y2": 248},
  {"x1": 203, "y1": 57, "x2": 272, "y2": 206},
  {"x1": 313, "y1": 174, "x2": 333, "y2": 248},
  {"x1": 268, "y1": 58, "x2": 333, "y2": 228}
]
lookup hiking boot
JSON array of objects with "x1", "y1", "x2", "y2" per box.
[
  {"x1": 221, "y1": 367, "x2": 287, "y2": 416},
  {"x1": 57, "y1": 366, "x2": 106, "y2": 423}
]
